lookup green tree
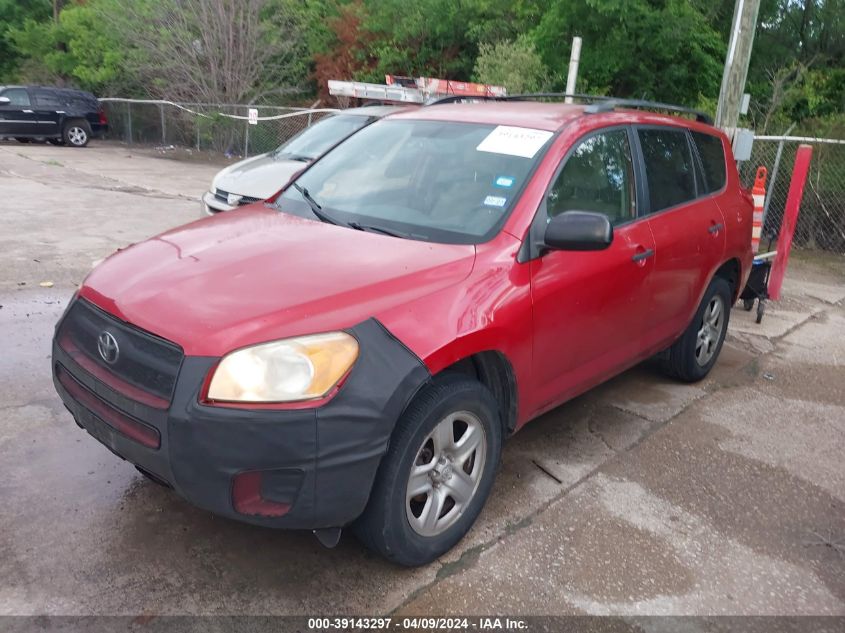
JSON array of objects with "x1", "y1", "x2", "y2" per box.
[
  {"x1": 473, "y1": 36, "x2": 549, "y2": 93},
  {"x1": 9, "y1": 1, "x2": 125, "y2": 93},
  {"x1": 746, "y1": 0, "x2": 845, "y2": 132},
  {"x1": 0, "y1": 0, "x2": 50, "y2": 79},
  {"x1": 532, "y1": 0, "x2": 725, "y2": 105}
]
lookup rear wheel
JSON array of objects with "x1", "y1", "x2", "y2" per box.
[
  {"x1": 662, "y1": 277, "x2": 732, "y2": 382},
  {"x1": 353, "y1": 375, "x2": 502, "y2": 566},
  {"x1": 14, "y1": 137, "x2": 30, "y2": 143},
  {"x1": 63, "y1": 120, "x2": 91, "y2": 147},
  {"x1": 48, "y1": 138, "x2": 65, "y2": 146}
]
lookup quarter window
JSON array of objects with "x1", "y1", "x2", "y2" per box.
[
  {"x1": 1, "y1": 88, "x2": 31, "y2": 107},
  {"x1": 638, "y1": 128, "x2": 697, "y2": 212},
  {"x1": 547, "y1": 129, "x2": 636, "y2": 226},
  {"x1": 692, "y1": 131, "x2": 727, "y2": 193}
]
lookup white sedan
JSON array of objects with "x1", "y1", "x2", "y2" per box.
[{"x1": 202, "y1": 105, "x2": 409, "y2": 215}]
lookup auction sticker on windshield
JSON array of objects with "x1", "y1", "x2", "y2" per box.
[{"x1": 476, "y1": 126, "x2": 553, "y2": 158}]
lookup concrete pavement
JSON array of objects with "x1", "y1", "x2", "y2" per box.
[{"x1": 1, "y1": 140, "x2": 842, "y2": 616}]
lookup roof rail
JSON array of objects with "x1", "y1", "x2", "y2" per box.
[
  {"x1": 503, "y1": 92, "x2": 611, "y2": 102},
  {"x1": 424, "y1": 92, "x2": 609, "y2": 106},
  {"x1": 583, "y1": 98, "x2": 713, "y2": 124},
  {"x1": 424, "y1": 94, "x2": 506, "y2": 105},
  {"x1": 423, "y1": 91, "x2": 714, "y2": 124}
]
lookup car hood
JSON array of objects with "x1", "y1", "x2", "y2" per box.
[
  {"x1": 213, "y1": 153, "x2": 307, "y2": 199},
  {"x1": 80, "y1": 205, "x2": 476, "y2": 356}
]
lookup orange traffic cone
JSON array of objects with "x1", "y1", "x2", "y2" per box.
[{"x1": 751, "y1": 166, "x2": 767, "y2": 254}]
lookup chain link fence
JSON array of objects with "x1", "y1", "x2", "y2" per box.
[
  {"x1": 739, "y1": 137, "x2": 845, "y2": 253},
  {"x1": 99, "y1": 99, "x2": 336, "y2": 158}
]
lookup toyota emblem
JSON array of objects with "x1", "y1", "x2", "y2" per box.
[{"x1": 97, "y1": 331, "x2": 120, "y2": 364}]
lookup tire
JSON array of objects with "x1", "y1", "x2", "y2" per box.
[
  {"x1": 352, "y1": 375, "x2": 503, "y2": 566},
  {"x1": 662, "y1": 276, "x2": 732, "y2": 382},
  {"x1": 48, "y1": 138, "x2": 65, "y2": 146},
  {"x1": 63, "y1": 120, "x2": 91, "y2": 147},
  {"x1": 742, "y1": 298, "x2": 755, "y2": 311},
  {"x1": 15, "y1": 137, "x2": 30, "y2": 143}
]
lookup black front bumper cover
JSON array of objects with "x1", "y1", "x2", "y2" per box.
[{"x1": 52, "y1": 314, "x2": 430, "y2": 529}]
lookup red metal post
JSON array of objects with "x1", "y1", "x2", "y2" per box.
[{"x1": 768, "y1": 144, "x2": 813, "y2": 301}]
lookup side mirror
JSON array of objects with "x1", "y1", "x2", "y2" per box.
[
  {"x1": 543, "y1": 211, "x2": 613, "y2": 251},
  {"x1": 0, "y1": 97, "x2": 10, "y2": 105}
]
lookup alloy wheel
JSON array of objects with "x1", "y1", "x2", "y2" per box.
[
  {"x1": 68, "y1": 127, "x2": 87, "y2": 146},
  {"x1": 695, "y1": 294, "x2": 724, "y2": 366},
  {"x1": 405, "y1": 411, "x2": 487, "y2": 537}
]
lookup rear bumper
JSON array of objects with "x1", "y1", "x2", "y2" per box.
[
  {"x1": 90, "y1": 123, "x2": 108, "y2": 138},
  {"x1": 52, "y1": 316, "x2": 429, "y2": 529}
]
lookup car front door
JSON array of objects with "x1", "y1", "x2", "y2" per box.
[
  {"x1": 0, "y1": 88, "x2": 37, "y2": 136},
  {"x1": 634, "y1": 126, "x2": 726, "y2": 348},
  {"x1": 529, "y1": 127, "x2": 657, "y2": 411}
]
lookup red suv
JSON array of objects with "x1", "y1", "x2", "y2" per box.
[{"x1": 52, "y1": 98, "x2": 752, "y2": 566}]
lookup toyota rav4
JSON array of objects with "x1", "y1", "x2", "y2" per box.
[{"x1": 52, "y1": 97, "x2": 752, "y2": 566}]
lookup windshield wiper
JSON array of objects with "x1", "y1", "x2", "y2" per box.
[
  {"x1": 291, "y1": 184, "x2": 407, "y2": 238},
  {"x1": 275, "y1": 152, "x2": 312, "y2": 162},
  {"x1": 348, "y1": 221, "x2": 408, "y2": 239},
  {"x1": 291, "y1": 183, "x2": 342, "y2": 226}
]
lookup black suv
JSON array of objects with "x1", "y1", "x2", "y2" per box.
[{"x1": 0, "y1": 85, "x2": 108, "y2": 147}]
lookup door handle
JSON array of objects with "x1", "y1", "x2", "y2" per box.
[
  {"x1": 708, "y1": 222, "x2": 724, "y2": 234},
  {"x1": 631, "y1": 248, "x2": 654, "y2": 262}
]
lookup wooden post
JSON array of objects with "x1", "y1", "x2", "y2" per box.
[{"x1": 715, "y1": 0, "x2": 761, "y2": 135}]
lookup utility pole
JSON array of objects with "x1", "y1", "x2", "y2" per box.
[
  {"x1": 564, "y1": 37, "x2": 582, "y2": 104},
  {"x1": 715, "y1": 0, "x2": 761, "y2": 136}
]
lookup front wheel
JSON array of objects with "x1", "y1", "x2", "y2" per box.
[
  {"x1": 353, "y1": 375, "x2": 502, "y2": 566},
  {"x1": 662, "y1": 277, "x2": 732, "y2": 382}
]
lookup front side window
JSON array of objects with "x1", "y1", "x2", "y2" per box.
[
  {"x1": 547, "y1": 129, "x2": 636, "y2": 226},
  {"x1": 1, "y1": 88, "x2": 30, "y2": 107},
  {"x1": 692, "y1": 131, "x2": 727, "y2": 193},
  {"x1": 273, "y1": 114, "x2": 373, "y2": 161},
  {"x1": 278, "y1": 119, "x2": 551, "y2": 243},
  {"x1": 638, "y1": 128, "x2": 697, "y2": 212}
]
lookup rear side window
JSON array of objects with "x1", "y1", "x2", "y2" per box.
[
  {"x1": 692, "y1": 131, "x2": 727, "y2": 193},
  {"x1": 638, "y1": 128, "x2": 697, "y2": 213},
  {"x1": 34, "y1": 90, "x2": 64, "y2": 108}
]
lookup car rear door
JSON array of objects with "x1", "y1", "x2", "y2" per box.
[
  {"x1": 0, "y1": 88, "x2": 37, "y2": 136},
  {"x1": 529, "y1": 126, "x2": 657, "y2": 409},
  {"x1": 634, "y1": 126, "x2": 726, "y2": 349}
]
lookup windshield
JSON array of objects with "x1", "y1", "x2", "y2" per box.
[
  {"x1": 277, "y1": 119, "x2": 552, "y2": 243},
  {"x1": 273, "y1": 114, "x2": 373, "y2": 161}
]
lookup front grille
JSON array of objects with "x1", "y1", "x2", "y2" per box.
[
  {"x1": 214, "y1": 188, "x2": 261, "y2": 206},
  {"x1": 57, "y1": 299, "x2": 183, "y2": 408},
  {"x1": 56, "y1": 363, "x2": 161, "y2": 449}
]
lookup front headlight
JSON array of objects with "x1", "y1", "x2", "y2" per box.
[{"x1": 207, "y1": 332, "x2": 359, "y2": 403}]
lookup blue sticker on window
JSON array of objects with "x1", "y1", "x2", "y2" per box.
[
  {"x1": 494, "y1": 176, "x2": 515, "y2": 188},
  {"x1": 483, "y1": 195, "x2": 507, "y2": 208}
]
